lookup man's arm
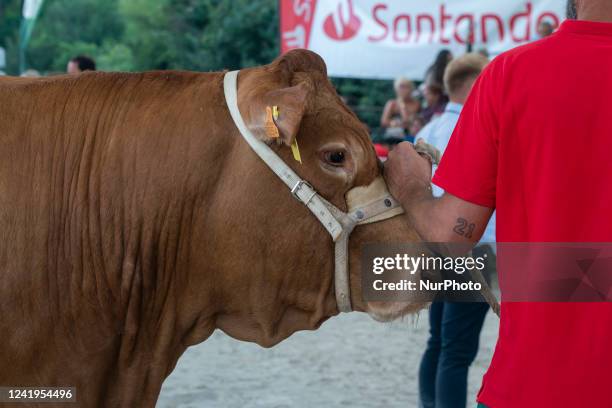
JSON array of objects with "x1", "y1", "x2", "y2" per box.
[
  {"x1": 384, "y1": 142, "x2": 494, "y2": 245},
  {"x1": 380, "y1": 100, "x2": 394, "y2": 128}
]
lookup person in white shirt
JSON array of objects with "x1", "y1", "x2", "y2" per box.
[{"x1": 416, "y1": 53, "x2": 496, "y2": 243}]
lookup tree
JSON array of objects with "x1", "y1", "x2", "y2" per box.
[
  {"x1": 0, "y1": 0, "x2": 24, "y2": 74},
  {"x1": 27, "y1": 0, "x2": 125, "y2": 73},
  {"x1": 118, "y1": 0, "x2": 278, "y2": 71}
]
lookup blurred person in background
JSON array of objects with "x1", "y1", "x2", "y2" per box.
[
  {"x1": 416, "y1": 53, "x2": 493, "y2": 408},
  {"x1": 374, "y1": 143, "x2": 389, "y2": 161},
  {"x1": 420, "y1": 49, "x2": 453, "y2": 123},
  {"x1": 416, "y1": 53, "x2": 489, "y2": 191},
  {"x1": 67, "y1": 55, "x2": 96, "y2": 74},
  {"x1": 476, "y1": 48, "x2": 490, "y2": 58},
  {"x1": 425, "y1": 49, "x2": 453, "y2": 91},
  {"x1": 421, "y1": 83, "x2": 447, "y2": 123},
  {"x1": 20, "y1": 69, "x2": 41, "y2": 78},
  {"x1": 406, "y1": 114, "x2": 426, "y2": 143},
  {"x1": 381, "y1": 77, "x2": 421, "y2": 138},
  {"x1": 537, "y1": 20, "x2": 556, "y2": 38}
]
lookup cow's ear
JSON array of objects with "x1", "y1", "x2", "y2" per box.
[
  {"x1": 244, "y1": 50, "x2": 325, "y2": 145},
  {"x1": 249, "y1": 81, "x2": 310, "y2": 147}
]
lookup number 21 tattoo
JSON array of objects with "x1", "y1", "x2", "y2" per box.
[{"x1": 453, "y1": 217, "x2": 476, "y2": 239}]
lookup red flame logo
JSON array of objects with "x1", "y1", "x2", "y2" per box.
[{"x1": 323, "y1": 0, "x2": 361, "y2": 41}]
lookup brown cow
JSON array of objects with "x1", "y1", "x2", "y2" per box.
[{"x1": 0, "y1": 50, "x2": 425, "y2": 407}]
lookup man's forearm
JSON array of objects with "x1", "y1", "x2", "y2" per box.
[{"x1": 399, "y1": 186, "x2": 492, "y2": 245}]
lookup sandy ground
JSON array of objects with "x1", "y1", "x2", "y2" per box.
[{"x1": 158, "y1": 307, "x2": 500, "y2": 408}]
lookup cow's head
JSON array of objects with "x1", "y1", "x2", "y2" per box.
[{"x1": 202, "y1": 50, "x2": 427, "y2": 347}]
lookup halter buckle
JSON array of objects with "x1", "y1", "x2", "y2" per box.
[{"x1": 291, "y1": 180, "x2": 317, "y2": 205}]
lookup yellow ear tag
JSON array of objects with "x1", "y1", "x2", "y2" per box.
[
  {"x1": 290, "y1": 138, "x2": 302, "y2": 164},
  {"x1": 264, "y1": 106, "x2": 280, "y2": 138},
  {"x1": 272, "y1": 105, "x2": 280, "y2": 120}
]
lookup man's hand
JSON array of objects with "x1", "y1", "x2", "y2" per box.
[
  {"x1": 384, "y1": 142, "x2": 433, "y2": 206},
  {"x1": 383, "y1": 142, "x2": 493, "y2": 244}
]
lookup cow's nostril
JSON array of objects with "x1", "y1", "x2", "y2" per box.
[{"x1": 384, "y1": 199, "x2": 392, "y2": 207}]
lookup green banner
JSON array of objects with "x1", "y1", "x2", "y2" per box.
[{"x1": 19, "y1": 0, "x2": 45, "y2": 73}]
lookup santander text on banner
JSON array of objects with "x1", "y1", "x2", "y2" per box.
[{"x1": 280, "y1": 0, "x2": 566, "y2": 79}]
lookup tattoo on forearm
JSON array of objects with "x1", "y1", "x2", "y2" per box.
[{"x1": 453, "y1": 217, "x2": 476, "y2": 239}]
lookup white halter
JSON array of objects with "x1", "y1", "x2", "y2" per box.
[{"x1": 223, "y1": 70, "x2": 404, "y2": 312}]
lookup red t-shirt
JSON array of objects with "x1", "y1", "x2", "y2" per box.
[{"x1": 433, "y1": 20, "x2": 612, "y2": 408}]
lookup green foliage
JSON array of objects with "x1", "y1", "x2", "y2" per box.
[
  {"x1": 24, "y1": 0, "x2": 124, "y2": 72},
  {"x1": 96, "y1": 42, "x2": 135, "y2": 71},
  {"x1": 0, "y1": 0, "x2": 392, "y2": 128},
  {"x1": 118, "y1": 0, "x2": 279, "y2": 71},
  {"x1": 0, "y1": 0, "x2": 23, "y2": 73},
  {"x1": 193, "y1": 0, "x2": 279, "y2": 71},
  {"x1": 118, "y1": 0, "x2": 174, "y2": 70},
  {"x1": 333, "y1": 77, "x2": 394, "y2": 133}
]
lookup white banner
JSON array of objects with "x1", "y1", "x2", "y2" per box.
[{"x1": 280, "y1": 0, "x2": 566, "y2": 79}]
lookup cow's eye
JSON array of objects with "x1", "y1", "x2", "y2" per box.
[{"x1": 324, "y1": 151, "x2": 346, "y2": 166}]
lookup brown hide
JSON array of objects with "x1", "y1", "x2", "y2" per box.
[{"x1": 0, "y1": 50, "x2": 423, "y2": 407}]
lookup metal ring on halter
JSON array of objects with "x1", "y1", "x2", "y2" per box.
[{"x1": 291, "y1": 180, "x2": 317, "y2": 205}]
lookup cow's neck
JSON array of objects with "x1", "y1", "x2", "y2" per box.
[{"x1": 202, "y1": 143, "x2": 339, "y2": 347}]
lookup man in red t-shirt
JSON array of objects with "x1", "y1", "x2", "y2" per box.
[{"x1": 384, "y1": 1, "x2": 612, "y2": 407}]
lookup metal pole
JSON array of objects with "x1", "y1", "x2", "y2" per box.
[{"x1": 19, "y1": 0, "x2": 26, "y2": 75}]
